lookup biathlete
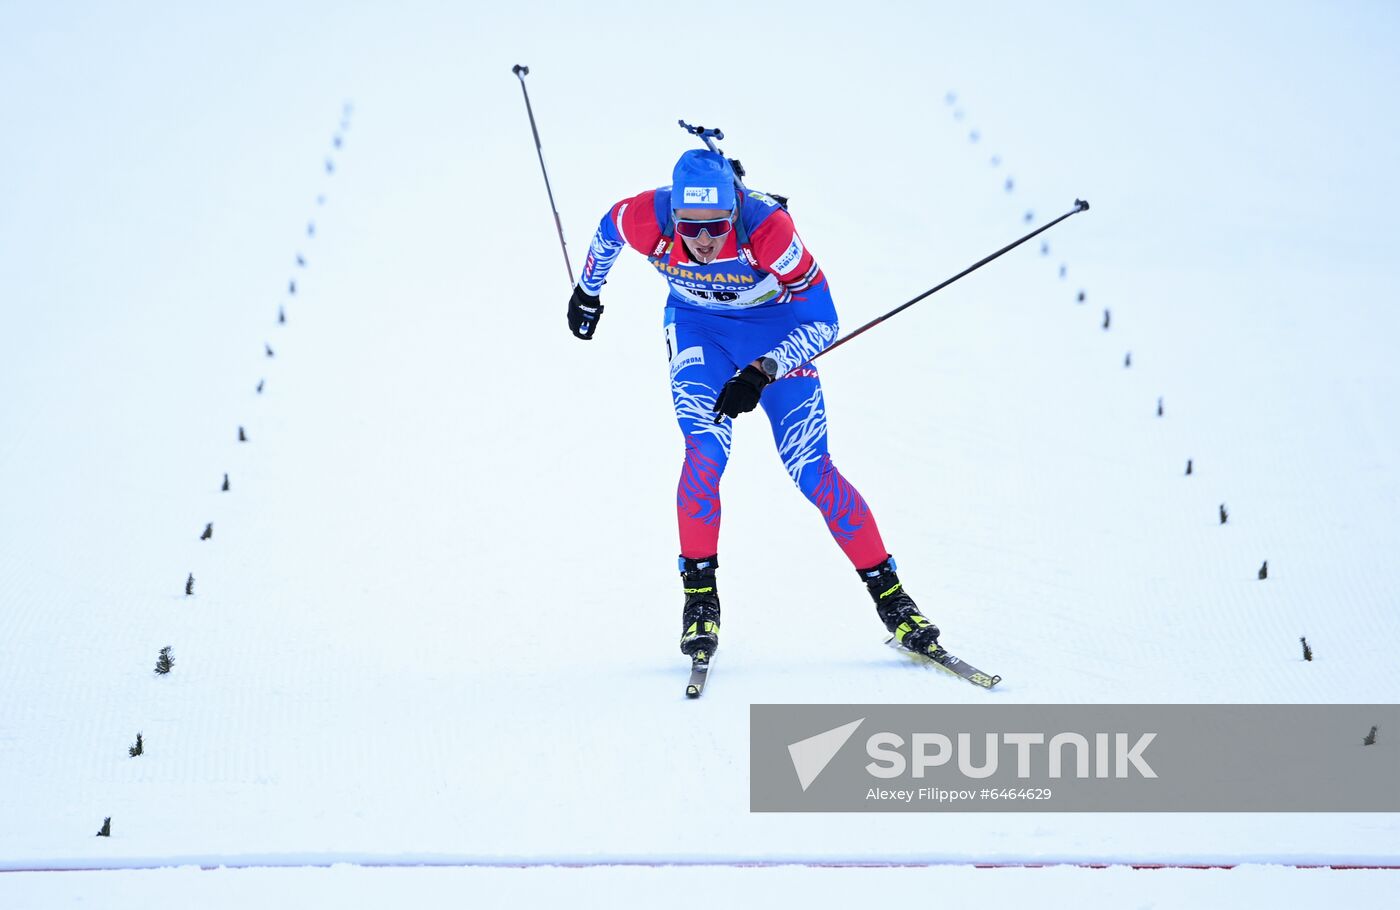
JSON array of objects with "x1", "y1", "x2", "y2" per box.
[{"x1": 567, "y1": 149, "x2": 941, "y2": 664}]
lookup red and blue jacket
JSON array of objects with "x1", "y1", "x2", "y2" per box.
[{"x1": 578, "y1": 186, "x2": 839, "y2": 377}]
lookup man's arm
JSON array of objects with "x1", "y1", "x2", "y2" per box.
[
  {"x1": 577, "y1": 189, "x2": 663, "y2": 295},
  {"x1": 748, "y1": 208, "x2": 839, "y2": 377},
  {"x1": 568, "y1": 190, "x2": 665, "y2": 340}
]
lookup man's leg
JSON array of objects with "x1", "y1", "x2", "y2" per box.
[
  {"x1": 667, "y1": 315, "x2": 735, "y2": 558},
  {"x1": 667, "y1": 311, "x2": 736, "y2": 655},
  {"x1": 759, "y1": 367, "x2": 888, "y2": 568},
  {"x1": 759, "y1": 368, "x2": 942, "y2": 654}
]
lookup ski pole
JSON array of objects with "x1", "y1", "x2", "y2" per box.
[
  {"x1": 807, "y1": 199, "x2": 1091, "y2": 364},
  {"x1": 512, "y1": 64, "x2": 574, "y2": 286}
]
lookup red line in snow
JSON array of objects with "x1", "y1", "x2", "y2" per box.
[{"x1": 3, "y1": 861, "x2": 1400, "y2": 873}]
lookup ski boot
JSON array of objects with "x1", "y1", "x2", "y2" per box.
[
  {"x1": 679, "y1": 555, "x2": 721, "y2": 659},
  {"x1": 858, "y1": 556, "x2": 941, "y2": 656}
]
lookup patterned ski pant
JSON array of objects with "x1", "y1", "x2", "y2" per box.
[{"x1": 665, "y1": 303, "x2": 888, "y2": 569}]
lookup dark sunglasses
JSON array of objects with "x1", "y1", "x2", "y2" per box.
[{"x1": 674, "y1": 216, "x2": 734, "y2": 239}]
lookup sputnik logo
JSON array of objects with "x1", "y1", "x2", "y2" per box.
[{"x1": 787, "y1": 718, "x2": 865, "y2": 791}]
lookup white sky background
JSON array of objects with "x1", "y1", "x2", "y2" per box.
[
  {"x1": 4, "y1": 0, "x2": 1399, "y2": 362},
  {"x1": 2, "y1": 1, "x2": 1399, "y2": 905}
]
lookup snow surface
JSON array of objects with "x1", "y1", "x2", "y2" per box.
[{"x1": 2, "y1": 0, "x2": 1399, "y2": 905}]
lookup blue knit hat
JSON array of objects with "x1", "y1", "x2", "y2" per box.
[{"x1": 670, "y1": 150, "x2": 736, "y2": 211}]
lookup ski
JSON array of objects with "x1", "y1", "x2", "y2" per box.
[
  {"x1": 886, "y1": 638, "x2": 1001, "y2": 689},
  {"x1": 685, "y1": 653, "x2": 712, "y2": 698}
]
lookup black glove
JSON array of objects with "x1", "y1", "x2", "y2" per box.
[
  {"x1": 568, "y1": 286, "x2": 604, "y2": 340},
  {"x1": 712, "y1": 365, "x2": 772, "y2": 422}
]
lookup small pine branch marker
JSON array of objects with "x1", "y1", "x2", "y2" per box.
[
  {"x1": 256, "y1": 379, "x2": 264, "y2": 394},
  {"x1": 185, "y1": 573, "x2": 194, "y2": 596},
  {"x1": 129, "y1": 733, "x2": 144, "y2": 757},
  {"x1": 1078, "y1": 290, "x2": 1086, "y2": 303},
  {"x1": 265, "y1": 342, "x2": 275, "y2": 358},
  {"x1": 1124, "y1": 351, "x2": 1132, "y2": 368},
  {"x1": 1219, "y1": 504, "x2": 1229, "y2": 525},
  {"x1": 278, "y1": 305, "x2": 286, "y2": 324},
  {"x1": 1102, "y1": 309, "x2": 1111, "y2": 330},
  {"x1": 1259, "y1": 560, "x2": 1269, "y2": 580},
  {"x1": 238, "y1": 426, "x2": 247, "y2": 442},
  {"x1": 96, "y1": 817, "x2": 111, "y2": 837},
  {"x1": 1300, "y1": 636, "x2": 1311, "y2": 661},
  {"x1": 222, "y1": 473, "x2": 230, "y2": 492},
  {"x1": 1363, "y1": 725, "x2": 1378, "y2": 746},
  {"x1": 155, "y1": 646, "x2": 174, "y2": 675},
  {"x1": 1157, "y1": 397, "x2": 1164, "y2": 417},
  {"x1": 1186, "y1": 458, "x2": 1193, "y2": 476},
  {"x1": 200, "y1": 523, "x2": 212, "y2": 541}
]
